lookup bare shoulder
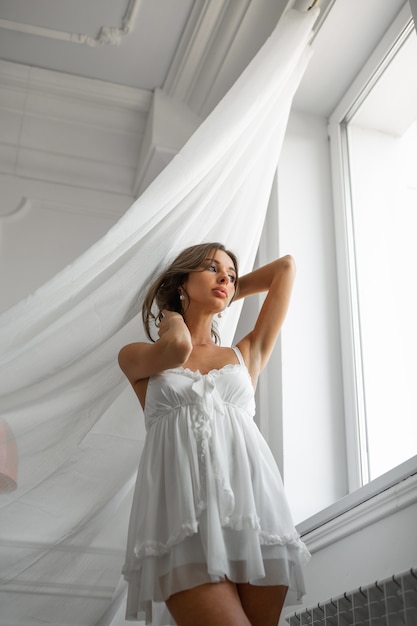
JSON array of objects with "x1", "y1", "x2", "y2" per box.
[
  {"x1": 118, "y1": 329, "x2": 192, "y2": 383},
  {"x1": 118, "y1": 342, "x2": 150, "y2": 381},
  {"x1": 118, "y1": 341, "x2": 147, "y2": 364}
]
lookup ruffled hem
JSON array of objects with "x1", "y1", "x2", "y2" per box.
[
  {"x1": 127, "y1": 512, "x2": 266, "y2": 562},
  {"x1": 124, "y1": 535, "x2": 309, "y2": 624},
  {"x1": 123, "y1": 516, "x2": 310, "y2": 624},
  {"x1": 124, "y1": 519, "x2": 308, "y2": 563},
  {"x1": 129, "y1": 521, "x2": 199, "y2": 560}
]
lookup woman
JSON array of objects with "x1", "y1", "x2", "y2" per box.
[{"x1": 118, "y1": 242, "x2": 310, "y2": 626}]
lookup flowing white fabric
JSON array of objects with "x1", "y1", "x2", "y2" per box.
[{"x1": 0, "y1": 9, "x2": 318, "y2": 626}]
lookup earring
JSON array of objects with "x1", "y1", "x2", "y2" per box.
[
  {"x1": 179, "y1": 294, "x2": 185, "y2": 301},
  {"x1": 217, "y1": 311, "x2": 222, "y2": 318}
]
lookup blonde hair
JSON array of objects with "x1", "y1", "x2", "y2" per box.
[{"x1": 142, "y1": 242, "x2": 239, "y2": 343}]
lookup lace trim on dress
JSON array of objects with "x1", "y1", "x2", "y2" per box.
[
  {"x1": 128, "y1": 522, "x2": 307, "y2": 562},
  {"x1": 164, "y1": 362, "x2": 250, "y2": 381},
  {"x1": 130, "y1": 520, "x2": 200, "y2": 561}
]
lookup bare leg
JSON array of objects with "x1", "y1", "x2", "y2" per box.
[
  {"x1": 237, "y1": 583, "x2": 288, "y2": 626},
  {"x1": 166, "y1": 580, "x2": 252, "y2": 626}
]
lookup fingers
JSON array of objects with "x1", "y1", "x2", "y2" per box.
[
  {"x1": 159, "y1": 309, "x2": 182, "y2": 322},
  {"x1": 156, "y1": 309, "x2": 171, "y2": 325},
  {"x1": 156, "y1": 310, "x2": 183, "y2": 336}
]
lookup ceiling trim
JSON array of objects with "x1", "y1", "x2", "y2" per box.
[
  {"x1": 0, "y1": 59, "x2": 152, "y2": 110},
  {"x1": 0, "y1": 0, "x2": 144, "y2": 47},
  {"x1": 163, "y1": 0, "x2": 254, "y2": 111},
  {"x1": 163, "y1": 0, "x2": 231, "y2": 101}
]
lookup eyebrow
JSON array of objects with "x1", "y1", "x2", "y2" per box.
[{"x1": 205, "y1": 257, "x2": 236, "y2": 274}]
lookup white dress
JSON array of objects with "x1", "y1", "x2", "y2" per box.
[{"x1": 122, "y1": 346, "x2": 310, "y2": 624}]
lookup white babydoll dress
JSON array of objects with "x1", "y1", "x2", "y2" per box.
[{"x1": 122, "y1": 346, "x2": 310, "y2": 624}]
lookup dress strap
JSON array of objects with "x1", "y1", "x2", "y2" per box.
[{"x1": 231, "y1": 345, "x2": 245, "y2": 366}]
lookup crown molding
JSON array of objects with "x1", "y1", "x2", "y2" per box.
[
  {"x1": 163, "y1": 0, "x2": 296, "y2": 118},
  {"x1": 163, "y1": 0, "x2": 254, "y2": 115},
  {"x1": 163, "y1": 0, "x2": 231, "y2": 102},
  {"x1": 0, "y1": 0, "x2": 144, "y2": 48},
  {"x1": 0, "y1": 59, "x2": 152, "y2": 112}
]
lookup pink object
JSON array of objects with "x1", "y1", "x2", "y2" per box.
[{"x1": 0, "y1": 419, "x2": 18, "y2": 492}]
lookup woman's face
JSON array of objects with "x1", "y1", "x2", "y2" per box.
[{"x1": 182, "y1": 249, "x2": 237, "y2": 314}]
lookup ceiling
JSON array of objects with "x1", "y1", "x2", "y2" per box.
[
  {"x1": 0, "y1": 0, "x2": 411, "y2": 209},
  {"x1": 0, "y1": 0, "x2": 201, "y2": 90},
  {"x1": 0, "y1": 0, "x2": 409, "y2": 119},
  {"x1": 0, "y1": 0, "x2": 296, "y2": 121}
]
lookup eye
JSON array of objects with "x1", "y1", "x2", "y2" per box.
[
  {"x1": 228, "y1": 274, "x2": 236, "y2": 283},
  {"x1": 206, "y1": 264, "x2": 216, "y2": 272}
]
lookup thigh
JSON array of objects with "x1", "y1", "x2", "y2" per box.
[
  {"x1": 237, "y1": 583, "x2": 288, "y2": 626},
  {"x1": 166, "y1": 580, "x2": 252, "y2": 626}
]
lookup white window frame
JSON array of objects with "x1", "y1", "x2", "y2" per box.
[{"x1": 328, "y1": 4, "x2": 417, "y2": 493}]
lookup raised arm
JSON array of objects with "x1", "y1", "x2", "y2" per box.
[
  {"x1": 235, "y1": 255, "x2": 296, "y2": 385},
  {"x1": 118, "y1": 310, "x2": 192, "y2": 385}
]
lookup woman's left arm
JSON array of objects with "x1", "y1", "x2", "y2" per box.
[{"x1": 234, "y1": 255, "x2": 296, "y2": 382}]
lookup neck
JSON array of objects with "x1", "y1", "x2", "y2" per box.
[{"x1": 184, "y1": 314, "x2": 215, "y2": 346}]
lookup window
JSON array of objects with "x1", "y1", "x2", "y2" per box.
[{"x1": 329, "y1": 10, "x2": 417, "y2": 490}]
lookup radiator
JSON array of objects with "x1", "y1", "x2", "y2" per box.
[{"x1": 286, "y1": 568, "x2": 417, "y2": 625}]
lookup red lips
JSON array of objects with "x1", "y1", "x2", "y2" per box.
[{"x1": 212, "y1": 288, "x2": 227, "y2": 298}]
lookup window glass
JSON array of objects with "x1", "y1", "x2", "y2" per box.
[{"x1": 344, "y1": 24, "x2": 417, "y2": 482}]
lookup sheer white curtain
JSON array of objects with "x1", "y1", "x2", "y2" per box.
[
  {"x1": 0, "y1": 8, "x2": 318, "y2": 626},
  {"x1": 410, "y1": 0, "x2": 417, "y2": 32}
]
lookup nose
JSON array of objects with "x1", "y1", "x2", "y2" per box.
[{"x1": 218, "y1": 272, "x2": 229, "y2": 284}]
